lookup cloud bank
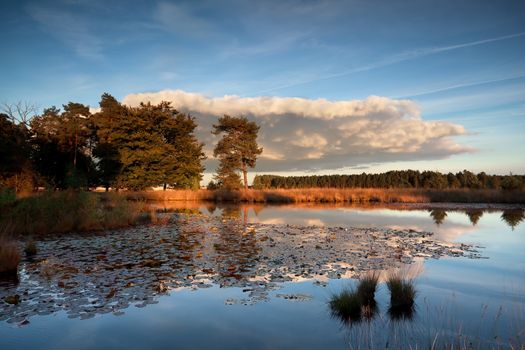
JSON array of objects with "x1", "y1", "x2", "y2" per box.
[{"x1": 122, "y1": 90, "x2": 472, "y2": 172}]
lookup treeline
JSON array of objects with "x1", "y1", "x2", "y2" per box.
[
  {"x1": 253, "y1": 171, "x2": 525, "y2": 190},
  {"x1": 1, "y1": 94, "x2": 205, "y2": 192}
]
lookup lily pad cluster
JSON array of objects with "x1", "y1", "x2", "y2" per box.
[{"x1": 0, "y1": 213, "x2": 481, "y2": 325}]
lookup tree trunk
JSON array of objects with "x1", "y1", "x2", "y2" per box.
[
  {"x1": 242, "y1": 162, "x2": 248, "y2": 190},
  {"x1": 163, "y1": 183, "x2": 167, "y2": 191}
]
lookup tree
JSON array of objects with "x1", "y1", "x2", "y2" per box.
[
  {"x1": 0, "y1": 113, "x2": 34, "y2": 192},
  {"x1": 100, "y1": 100, "x2": 205, "y2": 190},
  {"x1": 212, "y1": 115, "x2": 262, "y2": 190},
  {"x1": 92, "y1": 93, "x2": 126, "y2": 191},
  {"x1": 30, "y1": 104, "x2": 94, "y2": 189}
]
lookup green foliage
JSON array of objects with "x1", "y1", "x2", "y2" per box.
[
  {"x1": 212, "y1": 115, "x2": 262, "y2": 189},
  {"x1": 0, "y1": 188, "x2": 16, "y2": 206},
  {"x1": 252, "y1": 170, "x2": 525, "y2": 190},
  {"x1": 500, "y1": 176, "x2": 522, "y2": 190},
  {"x1": 30, "y1": 104, "x2": 94, "y2": 189},
  {"x1": 93, "y1": 98, "x2": 205, "y2": 190},
  {"x1": 0, "y1": 113, "x2": 34, "y2": 193}
]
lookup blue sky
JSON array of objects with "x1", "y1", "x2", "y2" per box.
[{"x1": 1, "y1": 0, "x2": 524, "y2": 178}]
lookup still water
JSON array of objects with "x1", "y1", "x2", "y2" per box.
[{"x1": 1, "y1": 204, "x2": 524, "y2": 349}]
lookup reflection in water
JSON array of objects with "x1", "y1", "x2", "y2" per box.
[
  {"x1": 0, "y1": 213, "x2": 480, "y2": 324},
  {"x1": 501, "y1": 209, "x2": 525, "y2": 230},
  {"x1": 388, "y1": 304, "x2": 415, "y2": 321},
  {"x1": 429, "y1": 209, "x2": 447, "y2": 226},
  {"x1": 465, "y1": 209, "x2": 484, "y2": 226}
]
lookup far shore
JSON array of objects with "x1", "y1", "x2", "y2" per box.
[{"x1": 122, "y1": 188, "x2": 525, "y2": 205}]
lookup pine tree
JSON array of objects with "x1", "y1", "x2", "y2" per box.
[{"x1": 212, "y1": 115, "x2": 262, "y2": 189}]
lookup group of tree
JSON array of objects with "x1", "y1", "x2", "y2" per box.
[
  {"x1": 252, "y1": 170, "x2": 525, "y2": 191},
  {"x1": 1, "y1": 94, "x2": 206, "y2": 192}
]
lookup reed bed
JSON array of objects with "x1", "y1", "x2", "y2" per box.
[
  {"x1": 0, "y1": 191, "x2": 149, "y2": 237},
  {"x1": 124, "y1": 188, "x2": 525, "y2": 204}
]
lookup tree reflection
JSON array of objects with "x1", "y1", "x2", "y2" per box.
[
  {"x1": 501, "y1": 209, "x2": 525, "y2": 230},
  {"x1": 465, "y1": 209, "x2": 484, "y2": 226},
  {"x1": 429, "y1": 209, "x2": 447, "y2": 226}
]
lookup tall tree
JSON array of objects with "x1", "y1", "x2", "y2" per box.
[
  {"x1": 30, "y1": 104, "x2": 94, "y2": 189},
  {"x1": 212, "y1": 115, "x2": 262, "y2": 190},
  {"x1": 92, "y1": 93, "x2": 125, "y2": 191},
  {"x1": 103, "y1": 100, "x2": 205, "y2": 190}
]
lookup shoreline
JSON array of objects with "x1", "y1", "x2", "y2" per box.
[{"x1": 122, "y1": 188, "x2": 525, "y2": 206}]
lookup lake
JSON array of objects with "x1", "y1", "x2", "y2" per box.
[{"x1": 1, "y1": 203, "x2": 524, "y2": 349}]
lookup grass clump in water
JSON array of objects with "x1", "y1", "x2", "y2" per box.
[
  {"x1": 386, "y1": 272, "x2": 416, "y2": 319},
  {"x1": 357, "y1": 271, "x2": 380, "y2": 306},
  {"x1": 330, "y1": 272, "x2": 380, "y2": 324},
  {"x1": 329, "y1": 287, "x2": 363, "y2": 322},
  {"x1": 0, "y1": 237, "x2": 20, "y2": 276},
  {"x1": 24, "y1": 240, "x2": 37, "y2": 256}
]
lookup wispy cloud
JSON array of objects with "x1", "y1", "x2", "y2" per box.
[
  {"x1": 248, "y1": 32, "x2": 525, "y2": 95},
  {"x1": 396, "y1": 73, "x2": 525, "y2": 99},
  {"x1": 154, "y1": 2, "x2": 215, "y2": 38},
  {"x1": 26, "y1": 3, "x2": 104, "y2": 60}
]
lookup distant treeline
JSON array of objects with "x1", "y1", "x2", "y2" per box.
[{"x1": 253, "y1": 171, "x2": 524, "y2": 190}]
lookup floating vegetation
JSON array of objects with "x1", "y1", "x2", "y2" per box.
[{"x1": 0, "y1": 213, "x2": 481, "y2": 324}]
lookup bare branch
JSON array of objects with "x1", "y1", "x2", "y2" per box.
[{"x1": 1, "y1": 101, "x2": 39, "y2": 126}]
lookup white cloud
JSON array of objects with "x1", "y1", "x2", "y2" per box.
[{"x1": 122, "y1": 89, "x2": 473, "y2": 172}]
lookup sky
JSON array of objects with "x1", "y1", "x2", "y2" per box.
[{"x1": 1, "y1": 0, "x2": 524, "y2": 183}]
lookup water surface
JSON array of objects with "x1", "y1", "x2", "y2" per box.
[{"x1": 1, "y1": 204, "x2": 524, "y2": 349}]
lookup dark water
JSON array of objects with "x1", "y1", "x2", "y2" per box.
[{"x1": 0, "y1": 204, "x2": 524, "y2": 349}]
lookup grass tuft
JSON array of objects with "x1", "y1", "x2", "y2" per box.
[
  {"x1": 0, "y1": 238, "x2": 20, "y2": 276},
  {"x1": 357, "y1": 271, "x2": 380, "y2": 306},
  {"x1": 24, "y1": 240, "x2": 37, "y2": 256},
  {"x1": 329, "y1": 287, "x2": 363, "y2": 322},
  {"x1": 386, "y1": 273, "x2": 416, "y2": 312}
]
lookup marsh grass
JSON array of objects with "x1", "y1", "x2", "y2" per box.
[
  {"x1": 330, "y1": 272, "x2": 381, "y2": 324},
  {"x1": 24, "y1": 240, "x2": 37, "y2": 256},
  {"x1": 357, "y1": 271, "x2": 380, "y2": 306},
  {"x1": 0, "y1": 191, "x2": 148, "y2": 236},
  {"x1": 386, "y1": 273, "x2": 417, "y2": 315},
  {"x1": 0, "y1": 237, "x2": 20, "y2": 276},
  {"x1": 329, "y1": 287, "x2": 363, "y2": 323},
  {"x1": 126, "y1": 188, "x2": 525, "y2": 204}
]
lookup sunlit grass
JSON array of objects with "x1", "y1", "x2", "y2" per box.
[{"x1": 0, "y1": 191, "x2": 149, "y2": 236}]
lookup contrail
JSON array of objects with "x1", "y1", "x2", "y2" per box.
[{"x1": 245, "y1": 32, "x2": 525, "y2": 96}]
